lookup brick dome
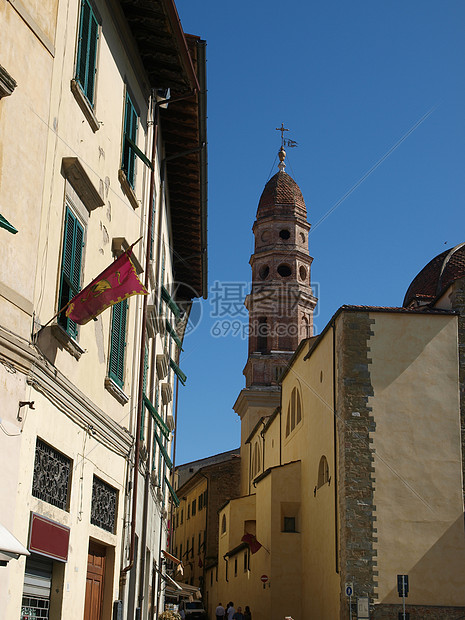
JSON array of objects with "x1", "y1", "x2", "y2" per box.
[
  {"x1": 257, "y1": 171, "x2": 307, "y2": 220},
  {"x1": 403, "y1": 242, "x2": 465, "y2": 307}
]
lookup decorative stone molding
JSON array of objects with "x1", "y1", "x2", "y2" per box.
[
  {"x1": 112, "y1": 237, "x2": 143, "y2": 274},
  {"x1": 0, "y1": 64, "x2": 17, "y2": 98},
  {"x1": 166, "y1": 413, "x2": 175, "y2": 431},
  {"x1": 62, "y1": 157, "x2": 104, "y2": 212},
  {"x1": 156, "y1": 351, "x2": 169, "y2": 379},
  {"x1": 104, "y1": 376, "x2": 130, "y2": 405},
  {"x1": 160, "y1": 381, "x2": 172, "y2": 405},
  {"x1": 0, "y1": 328, "x2": 134, "y2": 456},
  {"x1": 70, "y1": 79, "x2": 100, "y2": 132},
  {"x1": 118, "y1": 169, "x2": 139, "y2": 210},
  {"x1": 50, "y1": 323, "x2": 86, "y2": 360}
]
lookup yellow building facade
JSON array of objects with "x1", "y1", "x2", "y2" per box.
[{"x1": 206, "y1": 152, "x2": 465, "y2": 619}]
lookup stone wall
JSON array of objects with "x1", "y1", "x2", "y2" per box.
[{"x1": 337, "y1": 311, "x2": 376, "y2": 619}]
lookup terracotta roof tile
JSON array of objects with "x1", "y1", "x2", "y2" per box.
[
  {"x1": 257, "y1": 171, "x2": 306, "y2": 219},
  {"x1": 403, "y1": 243, "x2": 465, "y2": 307}
]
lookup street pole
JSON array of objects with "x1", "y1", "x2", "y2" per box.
[{"x1": 349, "y1": 594, "x2": 352, "y2": 620}]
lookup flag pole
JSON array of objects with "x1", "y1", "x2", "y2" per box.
[
  {"x1": 35, "y1": 298, "x2": 74, "y2": 334},
  {"x1": 36, "y1": 237, "x2": 144, "y2": 336}
]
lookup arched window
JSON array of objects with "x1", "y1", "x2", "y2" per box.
[
  {"x1": 317, "y1": 456, "x2": 330, "y2": 488},
  {"x1": 285, "y1": 387, "x2": 303, "y2": 437},
  {"x1": 221, "y1": 514, "x2": 227, "y2": 534},
  {"x1": 251, "y1": 441, "x2": 261, "y2": 477},
  {"x1": 296, "y1": 390, "x2": 302, "y2": 425}
]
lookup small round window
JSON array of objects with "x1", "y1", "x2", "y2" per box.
[
  {"x1": 299, "y1": 266, "x2": 307, "y2": 281},
  {"x1": 277, "y1": 264, "x2": 292, "y2": 277},
  {"x1": 279, "y1": 229, "x2": 291, "y2": 240},
  {"x1": 259, "y1": 265, "x2": 270, "y2": 280}
]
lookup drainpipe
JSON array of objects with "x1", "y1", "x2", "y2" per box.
[{"x1": 260, "y1": 420, "x2": 266, "y2": 472}]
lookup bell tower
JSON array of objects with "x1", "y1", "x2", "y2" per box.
[
  {"x1": 234, "y1": 141, "x2": 317, "y2": 492},
  {"x1": 244, "y1": 145, "x2": 317, "y2": 386}
]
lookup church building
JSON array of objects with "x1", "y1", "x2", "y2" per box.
[{"x1": 204, "y1": 147, "x2": 465, "y2": 620}]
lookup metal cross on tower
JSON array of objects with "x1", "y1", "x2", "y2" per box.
[{"x1": 276, "y1": 123, "x2": 289, "y2": 147}]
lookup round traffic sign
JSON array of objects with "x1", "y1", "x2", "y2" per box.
[
  {"x1": 346, "y1": 586, "x2": 353, "y2": 596},
  {"x1": 261, "y1": 574, "x2": 269, "y2": 583}
]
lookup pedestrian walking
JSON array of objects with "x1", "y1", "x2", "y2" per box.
[
  {"x1": 227, "y1": 602, "x2": 236, "y2": 620},
  {"x1": 233, "y1": 607, "x2": 244, "y2": 620},
  {"x1": 244, "y1": 606, "x2": 251, "y2": 620},
  {"x1": 216, "y1": 603, "x2": 225, "y2": 620}
]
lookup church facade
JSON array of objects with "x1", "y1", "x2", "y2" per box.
[{"x1": 204, "y1": 149, "x2": 465, "y2": 619}]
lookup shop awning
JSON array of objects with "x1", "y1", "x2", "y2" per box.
[
  {"x1": 165, "y1": 580, "x2": 202, "y2": 601},
  {"x1": 162, "y1": 549, "x2": 182, "y2": 565},
  {"x1": 0, "y1": 522, "x2": 30, "y2": 564}
]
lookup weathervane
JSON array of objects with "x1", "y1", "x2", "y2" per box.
[{"x1": 275, "y1": 123, "x2": 298, "y2": 148}]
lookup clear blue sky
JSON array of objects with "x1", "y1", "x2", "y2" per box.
[{"x1": 173, "y1": 0, "x2": 465, "y2": 465}]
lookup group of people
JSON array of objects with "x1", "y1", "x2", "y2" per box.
[{"x1": 216, "y1": 602, "x2": 251, "y2": 620}]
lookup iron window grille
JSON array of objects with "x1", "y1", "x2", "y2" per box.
[
  {"x1": 32, "y1": 438, "x2": 71, "y2": 511},
  {"x1": 91, "y1": 476, "x2": 117, "y2": 533}
]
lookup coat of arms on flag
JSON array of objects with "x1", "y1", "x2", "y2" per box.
[{"x1": 65, "y1": 247, "x2": 148, "y2": 325}]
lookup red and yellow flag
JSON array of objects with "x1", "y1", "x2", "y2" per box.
[{"x1": 66, "y1": 249, "x2": 148, "y2": 325}]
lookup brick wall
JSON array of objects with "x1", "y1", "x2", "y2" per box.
[{"x1": 204, "y1": 457, "x2": 241, "y2": 568}]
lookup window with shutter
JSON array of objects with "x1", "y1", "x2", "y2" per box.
[
  {"x1": 58, "y1": 207, "x2": 84, "y2": 338},
  {"x1": 108, "y1": 299, "x2": 128, "y2": 388},
  {"x1": 140, "y1": 343, "x2": 149, "y2": 441},
  {"x1": 75, "y1": 0, "x2": 99, "y2": 105},
  {"x1": 122, "y1": 92, "x2": 138, "y2": 188}
]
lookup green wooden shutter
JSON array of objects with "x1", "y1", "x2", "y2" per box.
[
  {"x1": 58, "y1": 207, "x2": 84, "y2": 338},
  {"x1": 76, "y1": 0, "x2": 98, "y2": 105},
  {"x1": 122, "y1": 92, "x2": 138, "y2": 188},
  {"x1": 87, "y1": 13, "x2": 98, "y2": 103},
  {"x1": 149, "y1": 195, "x2": 156, "y2": 260},
  {"x1": 140, "y1": 343, "x2": 149, "y2": 441},
  {"x1": 0, "y1": 213, "x2": 18, "y2": 234},
  {"x1": 109, "y1": 299, "x2": 127, "y2": 387}
]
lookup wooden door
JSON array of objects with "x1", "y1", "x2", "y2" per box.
[{"x1": 84, "y1": 542, "x2": 106, "y2": 620}]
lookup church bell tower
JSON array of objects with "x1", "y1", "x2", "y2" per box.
[
  {"x1": 243, "y1": 145, "x2": 317, "y2": 387},
  {"x1": 234, "y1": 141, "x2": 317, "y2": 491}
]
